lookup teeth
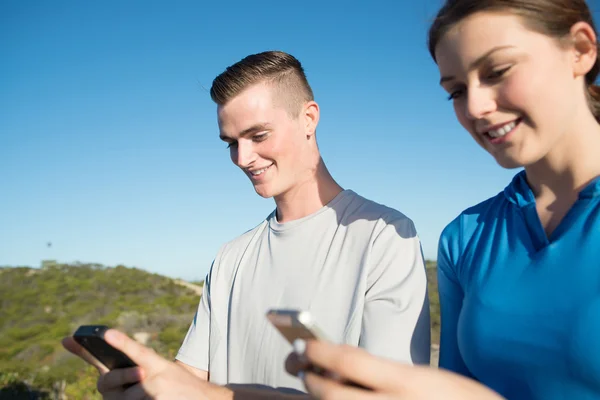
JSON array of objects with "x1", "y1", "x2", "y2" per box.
[
  {"x1": 250, "y1": 165, "x2": 271, "y2": 176},
  {"x1": 488, "y1": 121, "x2": 517, "y2": 138}
]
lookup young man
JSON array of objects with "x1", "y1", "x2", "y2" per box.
[
  {"x1": 63, "y1": 51, "x2": 430, "y2": 398},
  {"x1": 174, "y1": 51, "x2": 430, "y2": 390}
]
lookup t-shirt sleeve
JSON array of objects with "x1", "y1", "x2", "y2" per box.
[
  {"x1": 437, "y1": 223, "x2": 473, "y2": 378},
  {"x1": 360, "y1": 218, "x2": 431, "y2": 365},
  {"x1": 175, "y1": 263, "x2": 213, "y2": 372}
]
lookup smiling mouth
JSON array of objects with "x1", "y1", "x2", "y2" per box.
[
  {"x1": 247, "y1": 164, "x2": 273, "y2": 177},
  {"x1": 485, "y1": 118, "x2": 522, "y2": 139}
]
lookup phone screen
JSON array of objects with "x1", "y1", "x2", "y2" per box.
[
  {"x1": 266, "y1": 309, "x2": 328, "y2": 345},
  {"x1": 266, "y1": 310, "x2": 370, "y2": 390},
  {"x1": 73, "y1": 325, "x2": 136, "y2": 370},
  {"x1": 273, "y1": 324, "x2": 320, "y2": 344}
]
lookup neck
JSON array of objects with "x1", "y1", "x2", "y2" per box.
[
  {"x1": 273, "y1": 158, "x2": 343, "y2": 223},
  {"x1": 525, "y1": 111, "x2": 600, "y2": 199}
]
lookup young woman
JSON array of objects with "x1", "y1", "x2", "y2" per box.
[{"x1": 287, "y1": 0, "x2": 600, "y2": 399}]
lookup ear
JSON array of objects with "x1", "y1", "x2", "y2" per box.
[
  {"x1": 303, "y1": 101, "x2": 320, "y2": 139},
  {"x1": 570, "y1": 21, "x2": 597, "y2": 78}
]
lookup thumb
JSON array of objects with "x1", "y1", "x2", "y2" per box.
[{"x1": 104, "y1": 329, "x2": 168, "y2": 373}]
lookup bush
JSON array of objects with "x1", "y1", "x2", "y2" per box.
[{"x1": 0, "y1": 262, "x2": 200, "y2": 396}]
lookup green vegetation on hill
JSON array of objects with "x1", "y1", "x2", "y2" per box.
[
  {"x1": 0, "y1": 262, "x2": 202, "y2": 399},
  {"x1": 426, "y1": 260, "x2": 440, "y2": 344},
  {"x1": 0, "y1": 260, "x2": 440, "y2": 399}
]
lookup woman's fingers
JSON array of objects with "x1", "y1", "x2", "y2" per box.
[
  {"x1": 285, "y1": 351, "x2": 309, "y2": 377},
  {"x1": 301, "y1": 340, "x2": 416, "y2": 392},
  {"x1": 302, "y1": 370, "x2": 382, "y2": 400}
]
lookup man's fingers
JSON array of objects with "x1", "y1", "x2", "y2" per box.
[
  {"x1": 303, "y1": 371, "x2": 380, "y2": 400},
  {"x1": 103, "y1": 329, "x2": 166, "y2": 372},
  {"x1": 97, "y1": 367, "x2": 145, "y2": 394},
  {"x1": 121, "y1": 382, "x2": 151, "y2": 400},
  {"x1": 61, "y1": 336, "x2": 109, "y2": 374}
]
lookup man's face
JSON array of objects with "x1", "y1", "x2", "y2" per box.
[{"x1": 217, "y1": 82, "x2": 313, "y2": 199}]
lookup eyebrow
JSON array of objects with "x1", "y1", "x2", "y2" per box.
[
  {"x1": 439, "y1": 45, "x2": 516, "y2": 85},
  {"x1": 219, "y1": 123, "x2": 271, "y2": 141}
]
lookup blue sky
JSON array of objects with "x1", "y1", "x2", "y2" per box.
[{"x1": 4, "y1": 1, "x2": 591, "y2": 281}]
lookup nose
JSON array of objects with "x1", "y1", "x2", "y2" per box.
[
  {"x1": 231, "y1": 140, "x2": 256, "y2": 168},
  {"x1": 464, "y1": 86, "x2": 496, "y2": 120}
]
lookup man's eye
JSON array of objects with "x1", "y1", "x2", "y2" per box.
[{"x1": 253, "y1": 133, "x2": 268, "y2": 142}]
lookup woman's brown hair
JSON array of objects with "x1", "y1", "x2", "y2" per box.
[{"x1": 428, "y1": 0, "x2": 600, "y2": 121}]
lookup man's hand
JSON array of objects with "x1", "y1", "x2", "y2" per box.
[
  {"x1": 286, "y1": 340, "x2": 505, "y2": 400},
  {"x1": 62, "y1": 329, "x2": 232, "y2": 400}
]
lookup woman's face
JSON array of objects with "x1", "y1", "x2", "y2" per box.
[{"x1": 435, "y1": 11, "x2": 583, "y2": 169}]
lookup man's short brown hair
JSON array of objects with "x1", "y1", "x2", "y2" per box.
[{"x1": 210, "y1": 51, "x2": 314, "y2": 117}]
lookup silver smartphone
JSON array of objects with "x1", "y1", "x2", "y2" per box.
[
  {"x1": 266, "y1": 309, "x2": 369, "y2": 390},
  {"x1": 266, "y1": 309, "x2": 330, "y2": 344}
]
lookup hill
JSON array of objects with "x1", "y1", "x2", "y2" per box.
[
  {"x1": 0, "y1": 260, "x2": 440, "y2": 399},
  {"x1": 426, "y1": 260, "x2": 440, "y2": 342},
  {"x1": 0, "y1": 262, "x2": 202, "y2": 399},
  {"x1": 426, "y1": 260, "x2": 441, "y2": 365}
]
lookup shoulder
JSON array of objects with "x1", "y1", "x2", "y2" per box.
[
  {"x1": 438, "y1": 190, "x2": 507, "y2": 268},
  {"x1": 341, "y1": 190, "x2": 417, "y2": 236},
  {"x1": 442, "y1": 193, "x2": 504, "y2": 241},
  {"x1": 217, "y1": 217, "x2": 270, "y2": 259},
  {"x1": 206, "y1": 216, "x2": 271, "y2": 283}
]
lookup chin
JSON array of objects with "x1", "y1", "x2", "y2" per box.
[
  {"x1": 253, "y1": 185, "x2": 276, "y2": 199},
  {"x1": 494, "y1": 149, "x2": 548, "y2": 169},
  {"x1": 492, "y1": 147, "x2": 538, "y2": 169},
  {"x1": 494, "y1": 156, "x2": 524, "y2": 169},
  {"x1": 253, "y1": 189, "x2": 273, "y2": 198}
]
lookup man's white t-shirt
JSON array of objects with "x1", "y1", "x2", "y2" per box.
[{"x1": 176, "y1": 190, "x2": 430, "y2": 391}]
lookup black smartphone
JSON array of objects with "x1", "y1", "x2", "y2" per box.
[{"x1": 73, "y1": 325, "x2": 137, "y2": 370}]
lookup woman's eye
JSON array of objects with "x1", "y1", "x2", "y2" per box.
[
  {"x1": 447, "y1": 88, "x2": 465, "y2": 101},
  {"x1": 487, "y1": 66, "x2": 511, "y2": 80}
]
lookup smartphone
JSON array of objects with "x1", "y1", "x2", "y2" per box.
[
  {"x1": 266, "y1": 309, "x2": 370, "y2": 390},
  {"x1": 266, "y1": 309, "x2": 330, "y2": 345},
  {"x1": 73, "y1": 325, "x2": 137, "y2": 370}
]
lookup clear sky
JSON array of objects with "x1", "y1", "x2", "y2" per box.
[{"x1": 3, "y1": 1, "x2": 596, "y2": 281}]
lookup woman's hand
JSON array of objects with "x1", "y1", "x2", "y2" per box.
[{"x1": 286, "y1": 340, "x2": 504, "y2": 400}]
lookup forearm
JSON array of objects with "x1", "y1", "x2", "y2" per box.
[{"x1": 175, "y1": 360, "x2": 308, "y2": 399}]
